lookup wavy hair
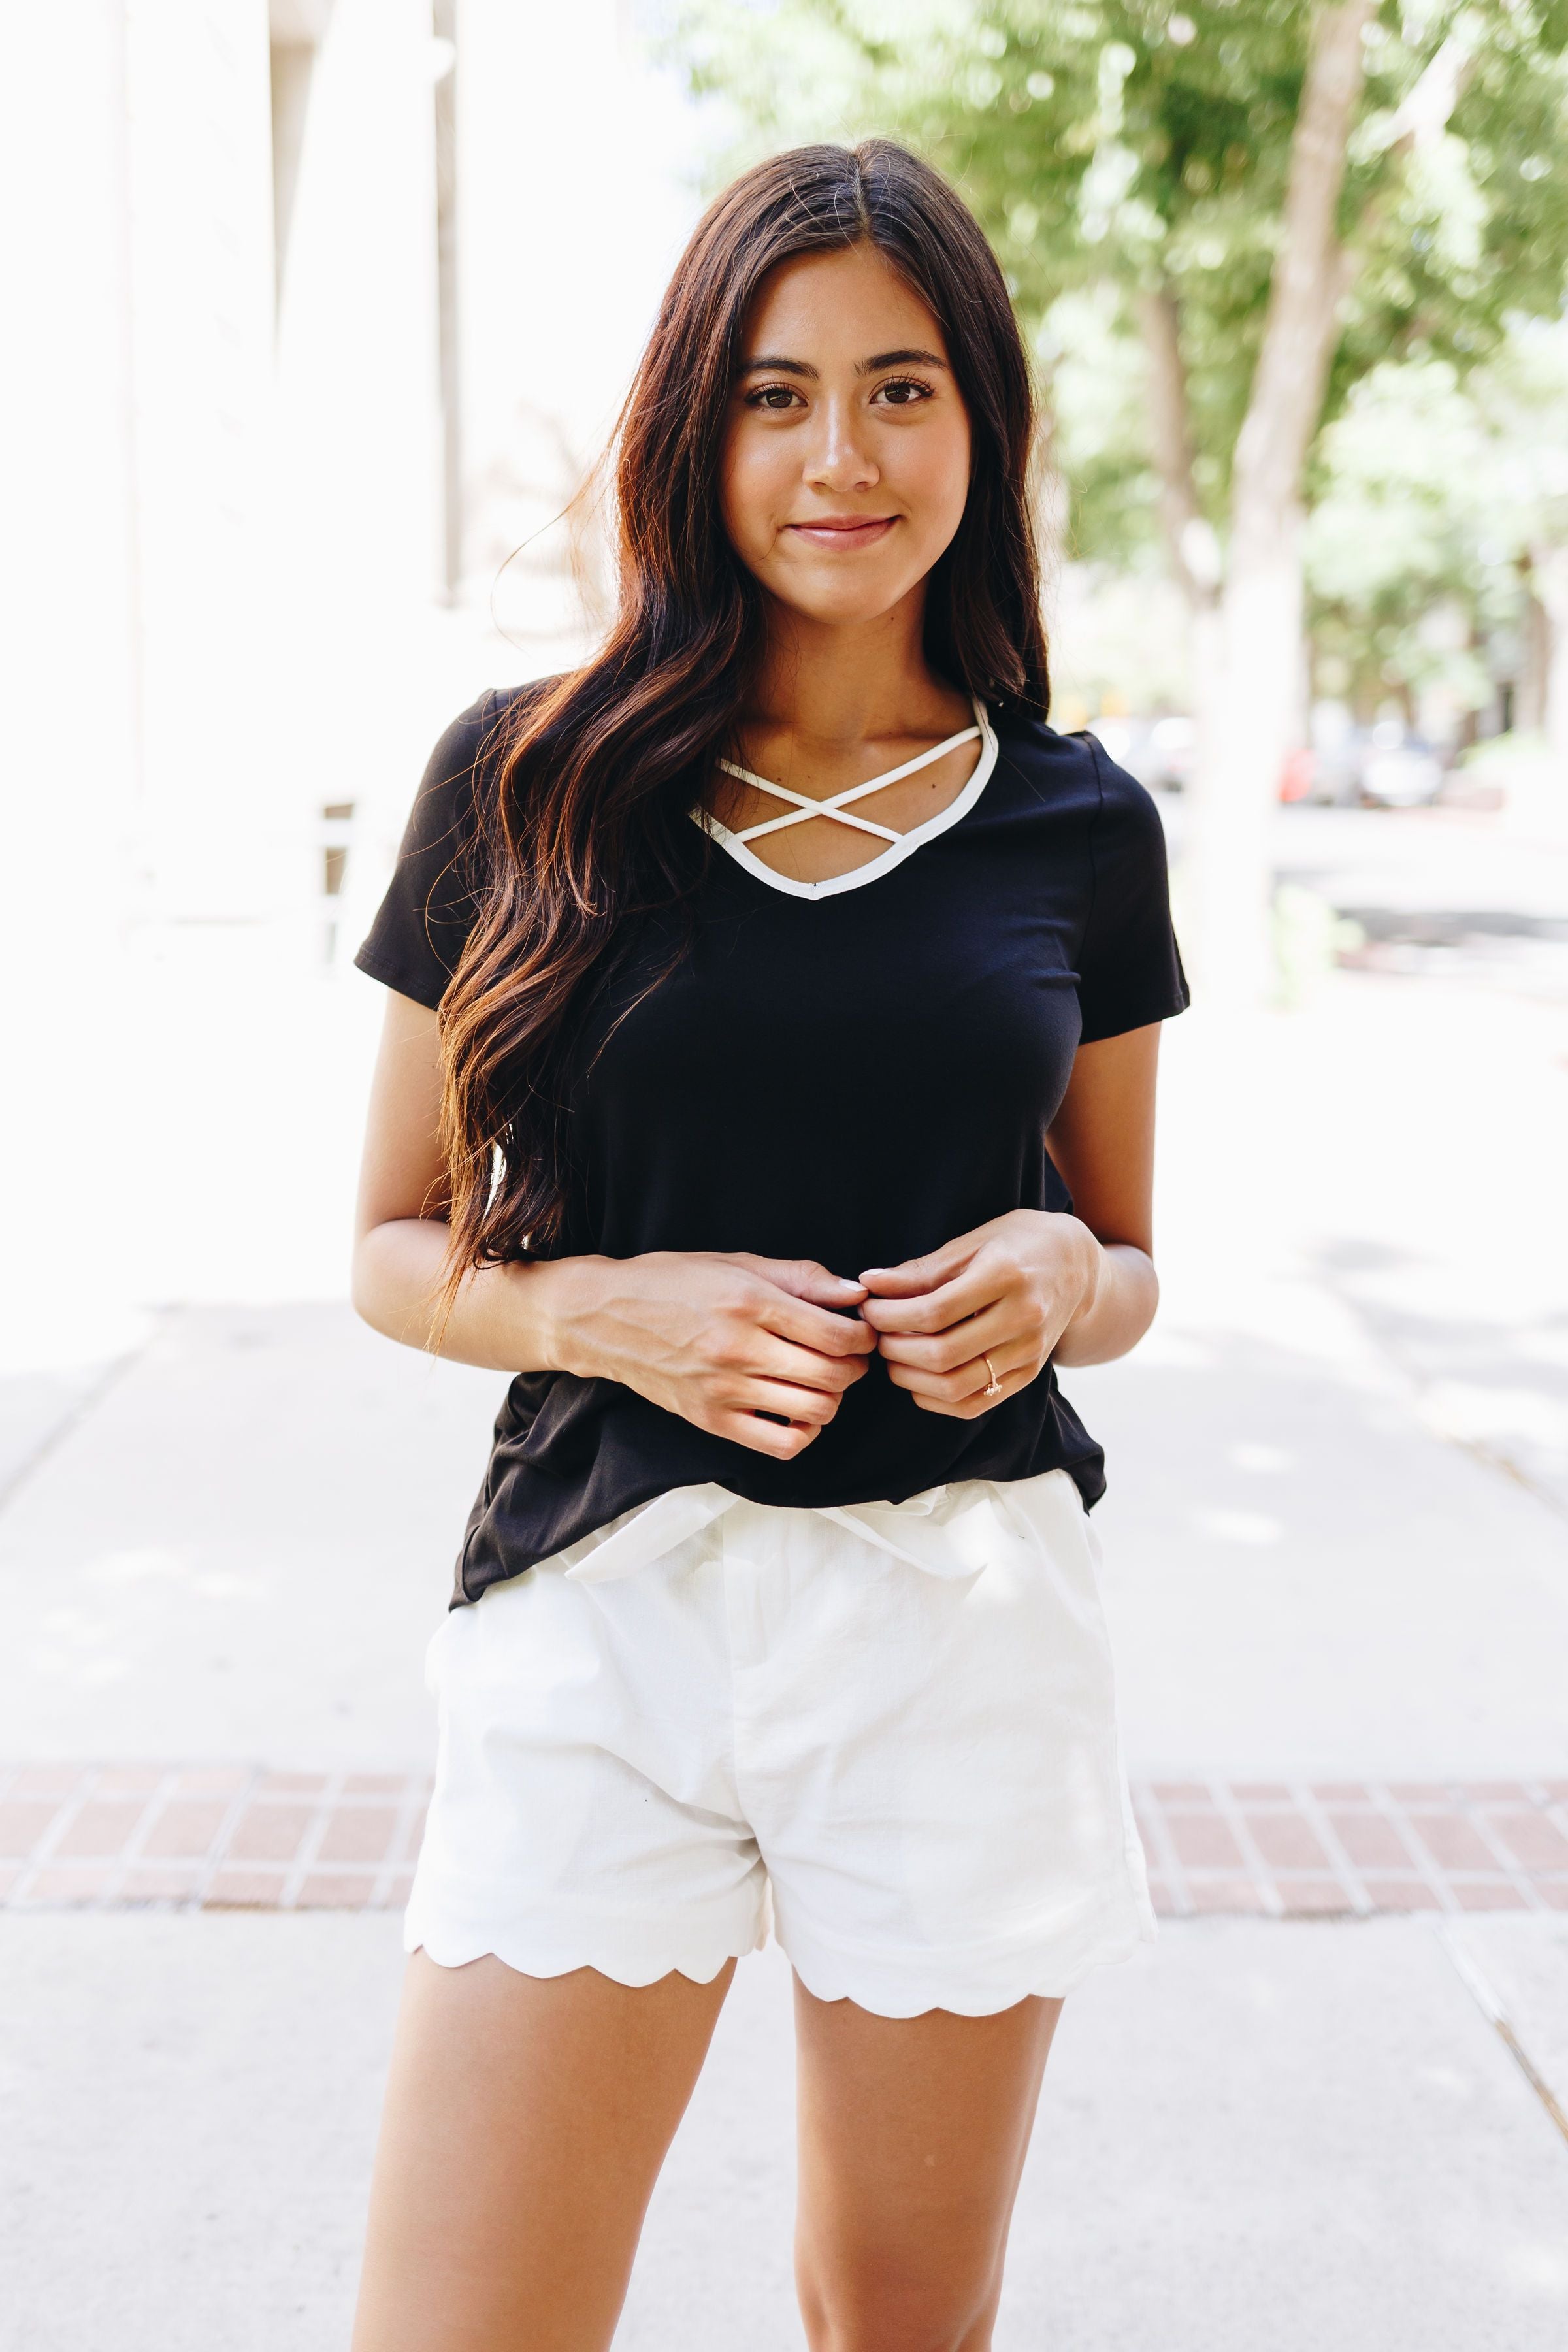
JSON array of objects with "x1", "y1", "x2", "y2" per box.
[{"x1": 436, "y1": 139, "x2": 1050, "y2": 1301}]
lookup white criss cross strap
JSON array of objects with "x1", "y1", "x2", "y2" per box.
[{"x1": 716, "y1": 721, "x2": 983, "y2": 847}]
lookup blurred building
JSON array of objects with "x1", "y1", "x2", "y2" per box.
[{"x1": 3, "y1": 0, "x2": 695, "y2": 992}]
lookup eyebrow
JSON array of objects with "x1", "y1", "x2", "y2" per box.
[{"x1": 736, "y1": 347, "x2": 950, "y2": 379}]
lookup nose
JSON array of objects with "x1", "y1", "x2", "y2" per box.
[{"x1": 802, "y1": 393, "x2": 879, "y2": 495}]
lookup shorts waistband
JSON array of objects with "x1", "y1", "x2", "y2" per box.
[{"x1": 560, "y1": 1477, "x2": 1058, "y2": 1589}]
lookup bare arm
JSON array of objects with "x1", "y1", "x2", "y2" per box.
[
  {"x1": 350, "y1": 989, "x2": 875, "y2": 1455},
  {"x1": 351, "y1": 988, "x2": 578, "y2": 1373},
  {"x1": 858, "y1": 1024, "x2": 1164, "y2": 1411},
  {"x1": 1041, "y1": 1022, "x2": 1161, "y2": 1367}
]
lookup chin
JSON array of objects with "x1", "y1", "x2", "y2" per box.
[{"x1": 769, "y1": 573, "x2": 916, "y2": 629}]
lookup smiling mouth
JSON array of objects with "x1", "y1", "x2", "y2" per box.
[{"x1": 785, "y1": 516, "x2": 898, "y2": 547}]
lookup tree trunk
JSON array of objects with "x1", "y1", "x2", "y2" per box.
[
  {"x1": 1532, "y1": 541, "x2": 1568, "y2": 774},
  {"x1": 1513, "y1": 557, "x2": 1549, "y2": 734},
  {"x1": 1134, "y1": 285, "x2": 1224, "y2": 813},
  {"x1": 1190, "y1": 0, "x2": 1376, "y2": 1005}
]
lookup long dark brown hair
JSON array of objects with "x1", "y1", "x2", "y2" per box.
[{"x1": 437, "y1": 139, "x2": 1050, "y2": 1301}]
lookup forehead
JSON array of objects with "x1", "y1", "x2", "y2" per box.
[{"x1": 742, "y1": 244, "x2": 947, "y2": 358}]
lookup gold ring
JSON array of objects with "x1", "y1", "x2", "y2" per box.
[{"x1": 981, "y1": 1355, "x2": 1002, "y2": 1397}]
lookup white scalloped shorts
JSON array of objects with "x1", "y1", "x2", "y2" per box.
[{"x1": 405, "y1": 1467, "x2": 1155, "y2": 2017}]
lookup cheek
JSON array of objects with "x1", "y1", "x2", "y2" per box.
[
  {"x1": 901, "y1": 415, "x2": 972, "y2": 546},
  {"x1": 720, "y1": 430, "x2": 784, "y2": 561}
]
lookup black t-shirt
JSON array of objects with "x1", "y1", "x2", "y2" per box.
[{"x1": 357, "y1": 686, "x2": 1188, "y2": 1604}]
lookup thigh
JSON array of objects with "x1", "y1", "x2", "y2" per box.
[
  {"x1": 792, "y1": 1978, "x2": 1063, "y2": 2352},
  {"x1": 352, "y1": 1951, "x2": 734, "y2": 2352}
]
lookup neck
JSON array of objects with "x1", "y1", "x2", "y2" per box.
[{"x1": 747, "y1": 587, "x2": 963, "y2": 749}]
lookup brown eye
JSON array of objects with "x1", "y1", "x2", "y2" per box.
[
  {"x1": 874, "y1": 377, "x2": 934, "y2": 408},
  {"x1": 747, "y1": 384, "x2": 802, "y2": 411}
]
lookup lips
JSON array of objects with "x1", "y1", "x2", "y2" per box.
[{"x1": 785, "y1": 516, "x2": 898, "y2": 547}]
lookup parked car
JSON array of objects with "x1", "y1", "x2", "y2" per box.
[
  {"x1": 1143, "y1": 714, "x2": 1196, "y2": 792},
  {"x1": 1091, "y1": 713, "x2": 1194, "y2": 792},
  {"x1": 1299, "y1": 717, "x2": 1445, "y2": 809},
  {"x1": 1357, "y1": 721, "x2": 1444, "y2": 808}
]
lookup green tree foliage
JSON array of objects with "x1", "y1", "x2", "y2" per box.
[
  {"x1": 1307, "y1": 319, "x2": 1568, "y2": 732},
  {"x1": 674, "y1": 0, "x2": 1568, "y2": 530}
]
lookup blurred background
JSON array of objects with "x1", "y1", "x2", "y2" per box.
[{"x1": 2, "y1": 5, "x2": 1567, "y2": 2348}]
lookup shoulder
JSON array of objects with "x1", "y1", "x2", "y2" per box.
[
  {"x1": 355, "y1": 679, "x2": 559, "y2": 1009},
  {"x1": 404, "y1": 678, "x2": 560, "y2": 848},
  {"x1": 988, "y1": 708, "x2": 1098, "y2": 822},
  {"x1": 992, "y1": 710, "x2": 1166, "y2": 842},
  {"x1": 426, "y1": 677, "x2": 558, "y2": 794},
  {"x1": 1083, "y1": 732, "x2": 1171, "y2": 864}
]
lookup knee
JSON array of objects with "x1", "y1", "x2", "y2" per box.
[{"x1": 798, "y1": 2264, "x2": 994, "y2": 2352}]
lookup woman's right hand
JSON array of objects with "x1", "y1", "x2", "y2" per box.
[{"x1": 542, "y1": 1251, "x2": 876, "y2": 1458}]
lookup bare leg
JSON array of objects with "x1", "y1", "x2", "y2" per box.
[
  {"x1": 792, "y1": 1979, "x2": 1063, "y2": 2352},
  {"x1": 351, "y1": 1951, "x2": 734, "y2": 2352}
]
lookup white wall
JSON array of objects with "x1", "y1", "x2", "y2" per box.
[
  {"x1": 0, "y1": 1, "x2": 710, "y2": 1339},
  {"x1": 122, "y1": 0, "x2": 280, "y2": 928},
  {"x1": 455, "y1": 0, "x2": 701, "y2": 657},
  {"x1": 0, "y1": 1, "x2": 144, "y2": 987},
  {"x1": 266, "y1": 0, "x2": 446, "y2": 959}
]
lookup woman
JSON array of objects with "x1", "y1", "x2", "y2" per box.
[{"x1": 350, "y1": 141, "x2": 1186, "y2": 2352}]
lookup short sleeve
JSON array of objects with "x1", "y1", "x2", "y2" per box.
[
  {"x1": 1075, "y1": 737, "x2": 1190, "y2": 1044},
  {"x1": 355, "y1": 691, "x2": 506, "y2": 1010}
]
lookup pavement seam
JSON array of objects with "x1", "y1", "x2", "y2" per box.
[
  {"x1": 0, "y1": 1318, "x2": 165, "y2": 1521},
  {"x1": 373, "y1": 1776, "x2": 429, "y2": 1910},
  {"x1": 1292, "y1": 1784, "x2": 1375, "y2": 1916},
  {"x1": 1437, "y1": 1926, "x2": 1568, "y2": 2153},
  {"x1": 1464, "y1": 1791, "x2": 1550, "y2": 1912},
  {"x1": 1315, "y1": 1267, "x2": 1568, "y2": 1529},
  {"x1": 8, "y1": 1774, "x2": 97, "y2": 1904},
  {"x1": 1130, "y1": 1784, "x2": 1192, "y2": 1916},
  {"x1": 1367, "y1": 1780, "x2": 1455, "y2": 1911},
  {"x1": 278, "y1": 1769, "x2": 343, "y2": 1908},
  {"x1": 193, "y1": 1770, "x2": 268, "y2": 1907},
  {"x1": 1205, "y1": 1780, "x2": 1287, "y2": 1918}
]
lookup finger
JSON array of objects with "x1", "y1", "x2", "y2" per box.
[
  {"x1": 711, "y1": 1409, "x2": 821, "y2": 1459},
  {"x1": 856, "y1": 1240, "x2": 970, "y2": 1298},
  {"x1": 742, "y1": 1255, "x2": 869, "y2": 1309},
  {"x1": 752, "y1": 1287, "x2": 877, "y2": 1356},
  {"x1": 727, "y1": 1375, "x2": 849, "y2": 1426},
  {"x1": 745, "y1": 1337, "x2": 870, "y2": 1394},
  {"x1": 884, "y1": 1343, "x2": 1030, "y2": 1411},
  {"x1": 857, "y1": 1264, "x2": 1000, "y2": 1336},
  {"x1": 873, "y1": 1301, "x2": 1014, "y2": 1375}
]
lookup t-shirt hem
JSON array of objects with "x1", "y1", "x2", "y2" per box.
[
  {"x1": 452, "y1": 1442, "x2": 1109, "y2": 1607},
  {"x1": 1077, "y1": 982, "x2": 1191, "y2": 1045},
  {"x1": 352, "y1": 942, "x2": 447, "y2": 1011}
]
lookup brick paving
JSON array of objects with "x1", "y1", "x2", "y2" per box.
[
  {"x1": 0, "y1": 1765, "x2": 424, "y2": 1914},
  {"x1": 1136, "y1": 1778, "x2": 1568, "y2": 1919},
  {"x1": 1, "y1": 1765, "x2": 1566, "y2": 1916}
]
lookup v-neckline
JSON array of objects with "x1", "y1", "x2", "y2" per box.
[{"x1": 694, "y1": 699, "x2": 998, "y2": 902}]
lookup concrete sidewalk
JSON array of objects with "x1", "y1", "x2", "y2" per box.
[
  {"x1": 3, "y1": 965, "x2": 1567, "y2": 2347},
  {"x1": 3, "y1": 1916, "x2": 1565, "y2": 2352},
  {"x1": 1, "y1": 1291, "x2": 1564, "y2": 1780}
]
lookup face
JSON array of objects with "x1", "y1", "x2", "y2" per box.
[{"x1": 719, "y1": 244, "x2": 972, "y2": 630}]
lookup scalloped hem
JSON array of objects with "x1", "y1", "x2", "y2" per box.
[
  {"x1": 402, "y1": 1892, "x2": 1155, "y2": 2015},
  {"x1": 404, "y1": 1894, "x2": 768, "y2": 1989},
  {"x1": 776, "y1": 1895, "x2": 1157, "y2": 2019}
]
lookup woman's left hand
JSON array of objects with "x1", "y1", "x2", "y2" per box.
[{"x1": 857, "y1": 1211, "x2": 1103, "y2": 1416}]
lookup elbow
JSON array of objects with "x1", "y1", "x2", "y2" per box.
[
  {"x1": 1134, "y1": 1254, "x2": 1160, "y2": 1342},
  {"x1": 351, "y1": 1217, "x2": 448, "y2": 1354},
  {"x1": 350, "y1": 1229, "x2": 393, "y2": 1338}
]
